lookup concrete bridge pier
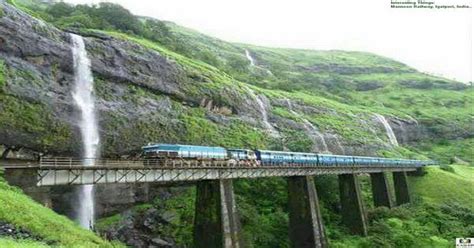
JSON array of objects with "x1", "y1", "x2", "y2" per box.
[
  {"x1": 338, "y1": 174, "x2": 368, "y2": 236},
  {"x1": 393, "y1": 171, "x2": 411, "y2": 205},
  {"x1": 287, "y1": 176, "x2": 327, "y2": 248},
  {"x1": 370, "y1": 172, "x2": 393, "y2": 208},
  {"x1": 194, "y1": 179, "x2": 241, "y2": 248}
]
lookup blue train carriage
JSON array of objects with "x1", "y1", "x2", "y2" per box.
[
  {"x1": 319, "y1": 154, "x2": 355, "y2": 166},
  {"x1": 291, "y1": 152, "x2": 319, "y2": 165},
  {"x1": 142, "y1": 143, "x2": 228, "y2": 166},
  {"x1": 352, "y1": 156, "x2": 381, "y2": 166},
  {"x1": 255, "y1": 150, "x2": 319, "y2": 166},
  {"x1": 227, "y1": 148, "x2": 258, "y2": 166}
]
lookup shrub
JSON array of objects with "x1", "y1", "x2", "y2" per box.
[{"x1": 440, "y1": 165, "x2": 455, "y2": 173}]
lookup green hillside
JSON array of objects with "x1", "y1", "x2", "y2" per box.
[
  {"x1": 5, "y1": 0, "x2": 473, "y2": 161},
  {"x1": 0, "y1": 171, "x2": 122, "y2": 247},
  {"x1": 410, "y1": 164, "x2": 474, "y2": 210},
  {"x1": 1, "y1": 0, "x2": 473, "y2": 247}
]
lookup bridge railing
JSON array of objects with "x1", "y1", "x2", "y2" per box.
[
  {"x1": 38, "y1": 157, "x2": 425, "y2": 169},
  {"x1": 39, "y1": 157, "x2": 257, "y2": 168}
]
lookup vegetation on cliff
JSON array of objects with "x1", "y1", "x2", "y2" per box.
[
  {"x1": 4, "y1": 0, "x2": 472, "y2": 160},
  {"x1": 1, "y1": 0, "x2": 472, "y2": 247}
]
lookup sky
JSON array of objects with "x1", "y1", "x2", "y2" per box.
[{"x1": 66, "y1": 0, "x2": 473, "y2": 83}]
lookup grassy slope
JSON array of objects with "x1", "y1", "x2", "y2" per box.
[
  {"x1": 329, "y1": 165, "x2": 474, "y2": 247},
  {"x1": 6, "y1": 0, "x2": 472, "y2": 159},
  {"x1": 167, "y1": 20, "x2": 473, "y2": 144},
  {"x1": 3, "y1": 1, "x2": 473, "y2": 247},
  {"x1": 143, "y1": 19, "x2": 474, "y2": 162},
  {"x1": 0, "y1": 238, "x2": 50, "y2": 248},
  {"x1": 0, "y1": 173, "x2": 122, "y2": 247},
  {"x1": 410, "y1": 164, "x2": 474, "y2": 210}
]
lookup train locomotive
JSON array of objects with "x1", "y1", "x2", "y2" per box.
[{"x1": 142, "y1": 143, "x2": 434, "y2": 167}]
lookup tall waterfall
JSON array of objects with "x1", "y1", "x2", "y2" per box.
[
  {"x1": 246, "y1": 88, "x2": 279, "y2": 137},
  {"x1": 285, "y1": 99, "x2": 329, "y2": 153},
  {"x1": 374, "y1": 114, "x2": 398, "y2": 146},
  {"x1": 70, "y1": 33, "x2": 99, "y2": 229},
  {"x1": 245, "y1": 49, "x2": 256, "y2": 66}
]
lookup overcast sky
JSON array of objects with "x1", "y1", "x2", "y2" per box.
[{"x1": 67, "y1": 0, "x2": 473, "y2": 83}]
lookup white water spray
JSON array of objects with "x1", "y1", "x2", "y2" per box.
[
  {"x1": 244, "y1": 49, "x2": 273, "y2": 75},
  {"x1": 245, "y1": 49, "x2": 256, "y2": 66},
  {"x1": 374, "y1": 113, "x2": 398, "y2": 146},
  {"x1": 246, "y1": 88, "x2": 279, "y2": 137},
  {"x1": 285, "y1": 99, "x2": 329, "y2": 152},
  {"x1": 330, "y1": 134, "x2": 345, "y2": 155},
  {"x1": 71, "y1": 33, "x2": 99, "y2": 229}
]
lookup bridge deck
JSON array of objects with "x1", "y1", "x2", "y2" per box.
[
  {"x1": 3, "y1": 158, "x2": 421, "y2": 186},
  {"x1": 36, "y1": 165, "x2": 418, "y2": 186}
]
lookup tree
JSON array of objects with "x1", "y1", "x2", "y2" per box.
[
  {"x1": 143, "y1": 19, "x2": 171, "y2": 42},
  {"x1": 46, "y1": 2, "x2": 74, "y2": 18},
  {"x1": 93, "y1": 3, "x2": 142, "y2": 34}
]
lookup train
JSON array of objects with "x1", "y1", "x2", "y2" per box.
[{"x1": 142, "y1": 143, "x2": 435, "y2": 167}]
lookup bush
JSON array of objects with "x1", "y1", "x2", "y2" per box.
[
  {"x1": 440, "y1": 165, "x2": 455, "y2": 173},
  {"x1": 367, "y1": 207, "x2": 390, "y2": 223}
]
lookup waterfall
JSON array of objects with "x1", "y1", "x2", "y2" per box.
[
  {"x1": 244, "y1": 49, "x2": 273, "y2": 75},
  {"x1": 245, "y1": 49, "x2": 256, "y2": 66},
  {"x1": 330, "y1": 134, "x2": 345, "y2": 155},
  {"x1": 246, "y1": 88, "x2": 279, "y2": 137},
  {"x1": 374, "y1": 113, "x2": 398, "y2": 146},
  {"x1": 70, "y1": 33, "x2": 99, "y2": 229},
  {"x1": 285, "y1": 99, "x2": 329, "y2": 153}
]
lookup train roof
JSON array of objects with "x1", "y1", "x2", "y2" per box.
[
  {"x1": 257, "y1": 150, "x2": 355, "y2": 158},
  {"x1": 257, "y1": 150, "x2": 317, "y2": 156},
  {"x1": 142, "y1": 143, "x2": 225, "y2": 150},
  {"x1": 227, "y1": 148, "x2": 253, "y2": 152}
]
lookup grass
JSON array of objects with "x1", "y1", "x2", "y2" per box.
[
  {"x1": 0, "y1": 176, "x2": 123, "y2": 247},
  {"x1": 0, "y1": 238, "x2": 50, "y2": 248},
  {"x1": 417, "y1": 138, "x2": 474, "y2": 164},
  {"x1": 409, "y1": 164, "x2": 474, "y2": 210},
  {"x1": 94, "y1": 214, "x2": 122, "y2": 233}
]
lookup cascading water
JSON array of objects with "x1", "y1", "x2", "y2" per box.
[
  {"x1": 245, "y1": 49, "x2": 256, "y2": 66},
  {"x1": 246, "y1": 88, "x2": 279, "y2": 137},
  {"x1": 70, "y1": 33, "x2": 100, "y2": 229},
  {"x1": 285, "y1": 99, "x2": 329, "y2": 153},
  {"x1": 330, "y1": 134, "x2": 345, "y2": 154},
  {"x1": 244, "y1": 49, "x2": 273, "y2": 75},
  {"x1": 374, "y1": 113, "x2": 398, "y2": 146}
]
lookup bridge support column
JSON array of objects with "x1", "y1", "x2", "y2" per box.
[
  {"x1": 370, "y1": 172, "x2": 393, "y2": 208},
  {"x1": 194, "y1": 179, "x2": 241, "y2": 248},
  {"x1": 287, "y1": 176, "x2": 327, "y2": 248},
  {"x1": 338, "y1": 174, "x2": 368, "y2": 236},
  {"x1": 393, "y1": 171, "x2": 410, "y2": 205}
]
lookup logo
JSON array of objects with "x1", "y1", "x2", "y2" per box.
[{"x1": 457, "y1": 238, "x2": 474, "y2": 247}]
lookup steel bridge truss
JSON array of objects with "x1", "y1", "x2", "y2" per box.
[{"x1": 36, "y1": 158, "x2": 419, "y2": 186}]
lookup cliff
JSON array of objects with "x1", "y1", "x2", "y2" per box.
[{"x1": 0, "y1": 2, "x2": 472, "y2": 162}]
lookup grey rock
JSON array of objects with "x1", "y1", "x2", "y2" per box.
[
  {"x1": 151, "y1": 237, "x2": 172, "y2": 247},
  {"x1": 0, "y1": 2, "x2": 471, "y2": 160}
]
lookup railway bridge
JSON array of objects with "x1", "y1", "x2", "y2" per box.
[{"x1": 6, "y1": 157, "x2": 425, "y2": 248}]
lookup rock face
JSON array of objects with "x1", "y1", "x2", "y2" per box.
[
  {"x1": 0, "y1": 2, "x2": 470, "y2": 159},
  {"x1": 0, "y1": 221, "x2": 46, "y2": 243},
  {"x1": 102, "y1": 204, "x2": 181, "y2": 247}
]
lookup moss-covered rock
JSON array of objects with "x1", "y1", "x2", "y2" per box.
[{"x1": 0, "y1": 1, "x2": 471, "y2": 161}]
